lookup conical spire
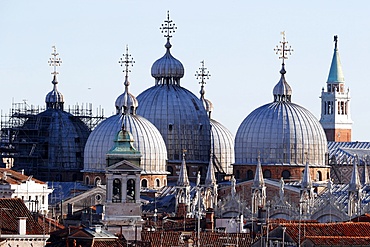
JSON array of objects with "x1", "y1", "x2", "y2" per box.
[
  {"x1": 349, "y1": 155, "x2": 361, "y2": 192},
  {"x1": 177, "y1": 150, "x2": 190, "y2": 187},
  {"x1": 253, "y1": 154, "x2": 265, "y2": 188},
  {"x1": 46, "y1": 46, "x2": 64, "y2": 110},
  {"x1": 205, "y1": 152, "x2": 217, "y2": 187},
  {"x1": 362, "y1": 156, "x2": 369, "y2": 186},
  {"x1": 151, "y1": 11, "x2": 184, "y2": 85},
  {"x1": 273, "y1": 31, "x2": 293, "y2": 103},
  {"x1": 115, "y1": 45, "x2": 138, "y2": 115},
  {"x1": 327, "y1": 35, "x2": 345, "y2": 83},
  {"x1": 301, "y1": 159, "x2": 312, "y2": 189},
  {"x1": 196, "y1": 60, "x2": 213, "y2": 118}
]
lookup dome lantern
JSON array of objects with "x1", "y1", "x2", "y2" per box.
[
  {"x1": 115, "y1": 45, "x2": 138, "y2": 115},
  {"x1": 151, "y1": 11, "x2": 184, "y2": 86},
  {"x1": 273, "y1": 32, "x2": 293, "y2": 102},
  {"x1": 46, "y1": 46, "x2": 64, "y2": 110}
]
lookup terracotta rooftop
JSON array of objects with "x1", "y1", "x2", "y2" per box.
[
  {"x1": 280, "y1": 222, "x2": 370, "y2": 243},
  {"x1": 0, "y1": 198, "x2": 44, "y2": 235},
  {"x1": 303, "y1": 236, "x2": 370, "y2": 246},
  {"x1": 0, "y1": 168, "x2": 45, "y2": 185},
  {"x1": 142, "y1": 231, "x2": 253, "y2": 247}
]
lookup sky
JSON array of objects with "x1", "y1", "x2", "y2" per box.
[{"x1": 0, "y1": 1, "x2": 369, "y2": 141}]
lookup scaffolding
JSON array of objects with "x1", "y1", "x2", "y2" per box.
[{"x1": 0, "y1": 101, "x2": 105, "y2": 181}]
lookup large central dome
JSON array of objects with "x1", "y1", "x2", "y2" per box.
[{"x1": 136, "y1": 13, "x2": 210, "y2": 166}]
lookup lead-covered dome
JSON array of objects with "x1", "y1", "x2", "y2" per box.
[
  {"x1": 235, "y1": 101, "x2": 327, "y2": 166},
  {"x1": 235, "y1": 43, "x2": 327, "y2": 167},
  {"x1": 84, "y1": 114, "x2": 168, "y2": 175},
  {"x1": 136, "y1": 13, "x2": 211, "y2": 165},
  {"x1": 84, "y1": 46, "x2": 168, "y2": 176}
]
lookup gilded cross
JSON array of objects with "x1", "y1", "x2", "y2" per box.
[
  {"x1": 119, "y1": 45, "x2": 135, "y2": 78},
  {"x1": 274, "y1": 31, "x2": 293, "y2": 64},
  {"x1": 160, "y1": 11, "x2": 177, "y2": 40},
  {"x1": 48, "y1": 46, "x2": 62, "y2": 76}
]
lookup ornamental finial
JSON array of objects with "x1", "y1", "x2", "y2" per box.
[
  {"x1": 48, "y1": 46, "x2": 62, "y2": 79},
  {"x1": 160, "y1": 11, "x2": 177, "y2": 43},
  {"x1": 119, "y1": 45, "x2": 135, "y2": 87},
  {"x1": 274, "y1": 31, "x2": 293, "y2": 67},
  {"x1": 195, "y1": 60, "x2": 211, "y2": 99},
  {"x1": 334, "y1": 35, "x2": 338, "y2": 50}
]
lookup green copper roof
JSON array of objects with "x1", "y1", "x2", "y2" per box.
[
  {"x1": 327, "y1": 37, "x2": 345, "y2": 83},
  {"x1": 107, "y1": 128, "x2": 141, "y2": 156}
]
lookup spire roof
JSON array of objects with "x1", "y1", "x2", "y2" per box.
[
  {"x1": 177, "y1": 151, "x2": 190, "y2": 187},
  {"x1": 349, "y1": 155, "x2": 361, "y2": 192},
  {"x1": 45, "y1": 46, "x2": 64, "y2": 110},
  {"x1": 273, "y1": 31, "x2": 293, "y2": 102},
  {"x1": 301, "y1": 159, "x2": 312, "y2": 189},
  {"x1": 205, "y1": 153, "x2": 217, "y2": 186},
  {"x1": 363, "y1": 156, "x2": 369, "y2": 186},
  {"x1": 115, "y1": 45, "x2": 138, "y2": 115},
  {"x1": 327, "y1": 35, "x2": 345, "y2": 84},
  {"x1": 107, "y1": 126, "x2": 141, "y2": 157},
  {"x1": 253, "y1": 154, "x2": 265, "y2": 188}
]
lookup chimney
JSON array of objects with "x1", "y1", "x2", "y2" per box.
[{"x1": 18, "y1": 217, "x2": 27, "y2": 235}]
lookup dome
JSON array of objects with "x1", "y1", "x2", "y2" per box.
[
  {"x1": 151, "y1": 41, "x2": 184, "y2": 85},
  {"x1": 211, "y1": 119, "x2": 235, "y2": 174},
  {"x1": 137, "y1": 85, "x2": 211, "y2": 164},
  {"x1": 84, "y1": 114, "x2": 168, "y2": 174},
  {"x1": 235, "y1": 101, "x2": 328, "y2": 166},
  {"x1": 115, "y1": 78, "x2": 138, "y2": 115},
  {"x1": 46, "y1": 76, "x2": 64, "y2": 110},
  {"x1": 13, "y1": 109, "x2": 90, "y2": 181},
  {"x1": 137, "y1": 13, "x2": 211, "y2": 165}
]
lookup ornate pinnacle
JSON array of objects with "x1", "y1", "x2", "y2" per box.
[
  {"x1": 48, "y1": 46, "x2": 62, "y2": 76},
  {"x1": 160, "y1": 11, "x2": 177, "y2": 41},
  {"x1": 182, "y1": 149, "x2": 187, "y2": 158},
  {"x1": 274, "y1": 31, "x2": 293, "y2": 65},
  {"x1": 118, "y1": 45, "x2": 135, "y2": 84}
]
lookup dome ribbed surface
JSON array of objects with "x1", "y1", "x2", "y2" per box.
[
  {"x1": 45, "y1": 90, "x2": 64, "y2": 104},
  {"x1": 84, "y1": 114, "x2": 167, "y2": 174},
  {"x1": 136, "y1": 84, "x2": 211, "y2": 164},
  {"x1": 115, "y1": 91, "x2": 138, "y2": 114},
  {"x1": 210, "y1": 119, "x2": 234, "y2": 174},
  {"x1": 235, "y1": 101, "x2": 327, "y2": 166},
  {"x1": 151, "y1": 49, "x2": 184, "y2": 80}
]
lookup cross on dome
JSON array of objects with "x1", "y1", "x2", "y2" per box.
[
  {"x1": 195, "y1": 60, "x2": 211, "y2": 99},
  {"x1": 48, "y1": 46, "x2": 62, "y2": 77},
  {"x1": 274, "y1": 31, "x2": 293, "y2": 66},
  {"x1": 119, "y1": 45, "x2": 135, "y2": 86},
  {"x1": 160, "y1": 11, "x2": 177, "y2": 42}
]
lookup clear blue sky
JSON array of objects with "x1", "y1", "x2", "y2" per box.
[{"x1": 1, "y1": 1, "x2": 369, "y2": 141}]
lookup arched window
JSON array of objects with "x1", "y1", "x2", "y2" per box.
[
  {"x1": 247, "y1": 170, "x2": 254, "y2": 180},
  {"x1": 141, "y1": 179, "x2": 148, "y2": 188},
  {"x1": 127, "y1": 179, "x2": 135, "y2": 203},
  {"x1": 112, "y1": 179, "x2": 121, "y2": 203},
  {"x1": 235, "y1": 170, "x2": 240, "y2": 179},
  {"x1": 167, "y1": 166, "x2": 174, "y2": 176},
  {"x1": 282, "y1": 170, "x2": 291, "y2": 179},
  {"x1": 316, "y1": 171, "x2": 322, "y2": 181},
  {"x1": 95, "y1": 177, "x2": 101, "y2": 186},
  {"x1": 263, "y1": 169, "x2": 271, "y2": 178},
  {"x1": 156, "y1": 179, "x2": 161, "y2": 187},
  {"x1": 85, "y1": 176, "x2": 90, "y2": 186}
]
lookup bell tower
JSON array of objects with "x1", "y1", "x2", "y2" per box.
[{"x1": 320, "y1": 35, "x2": 353, "y2": 142}]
